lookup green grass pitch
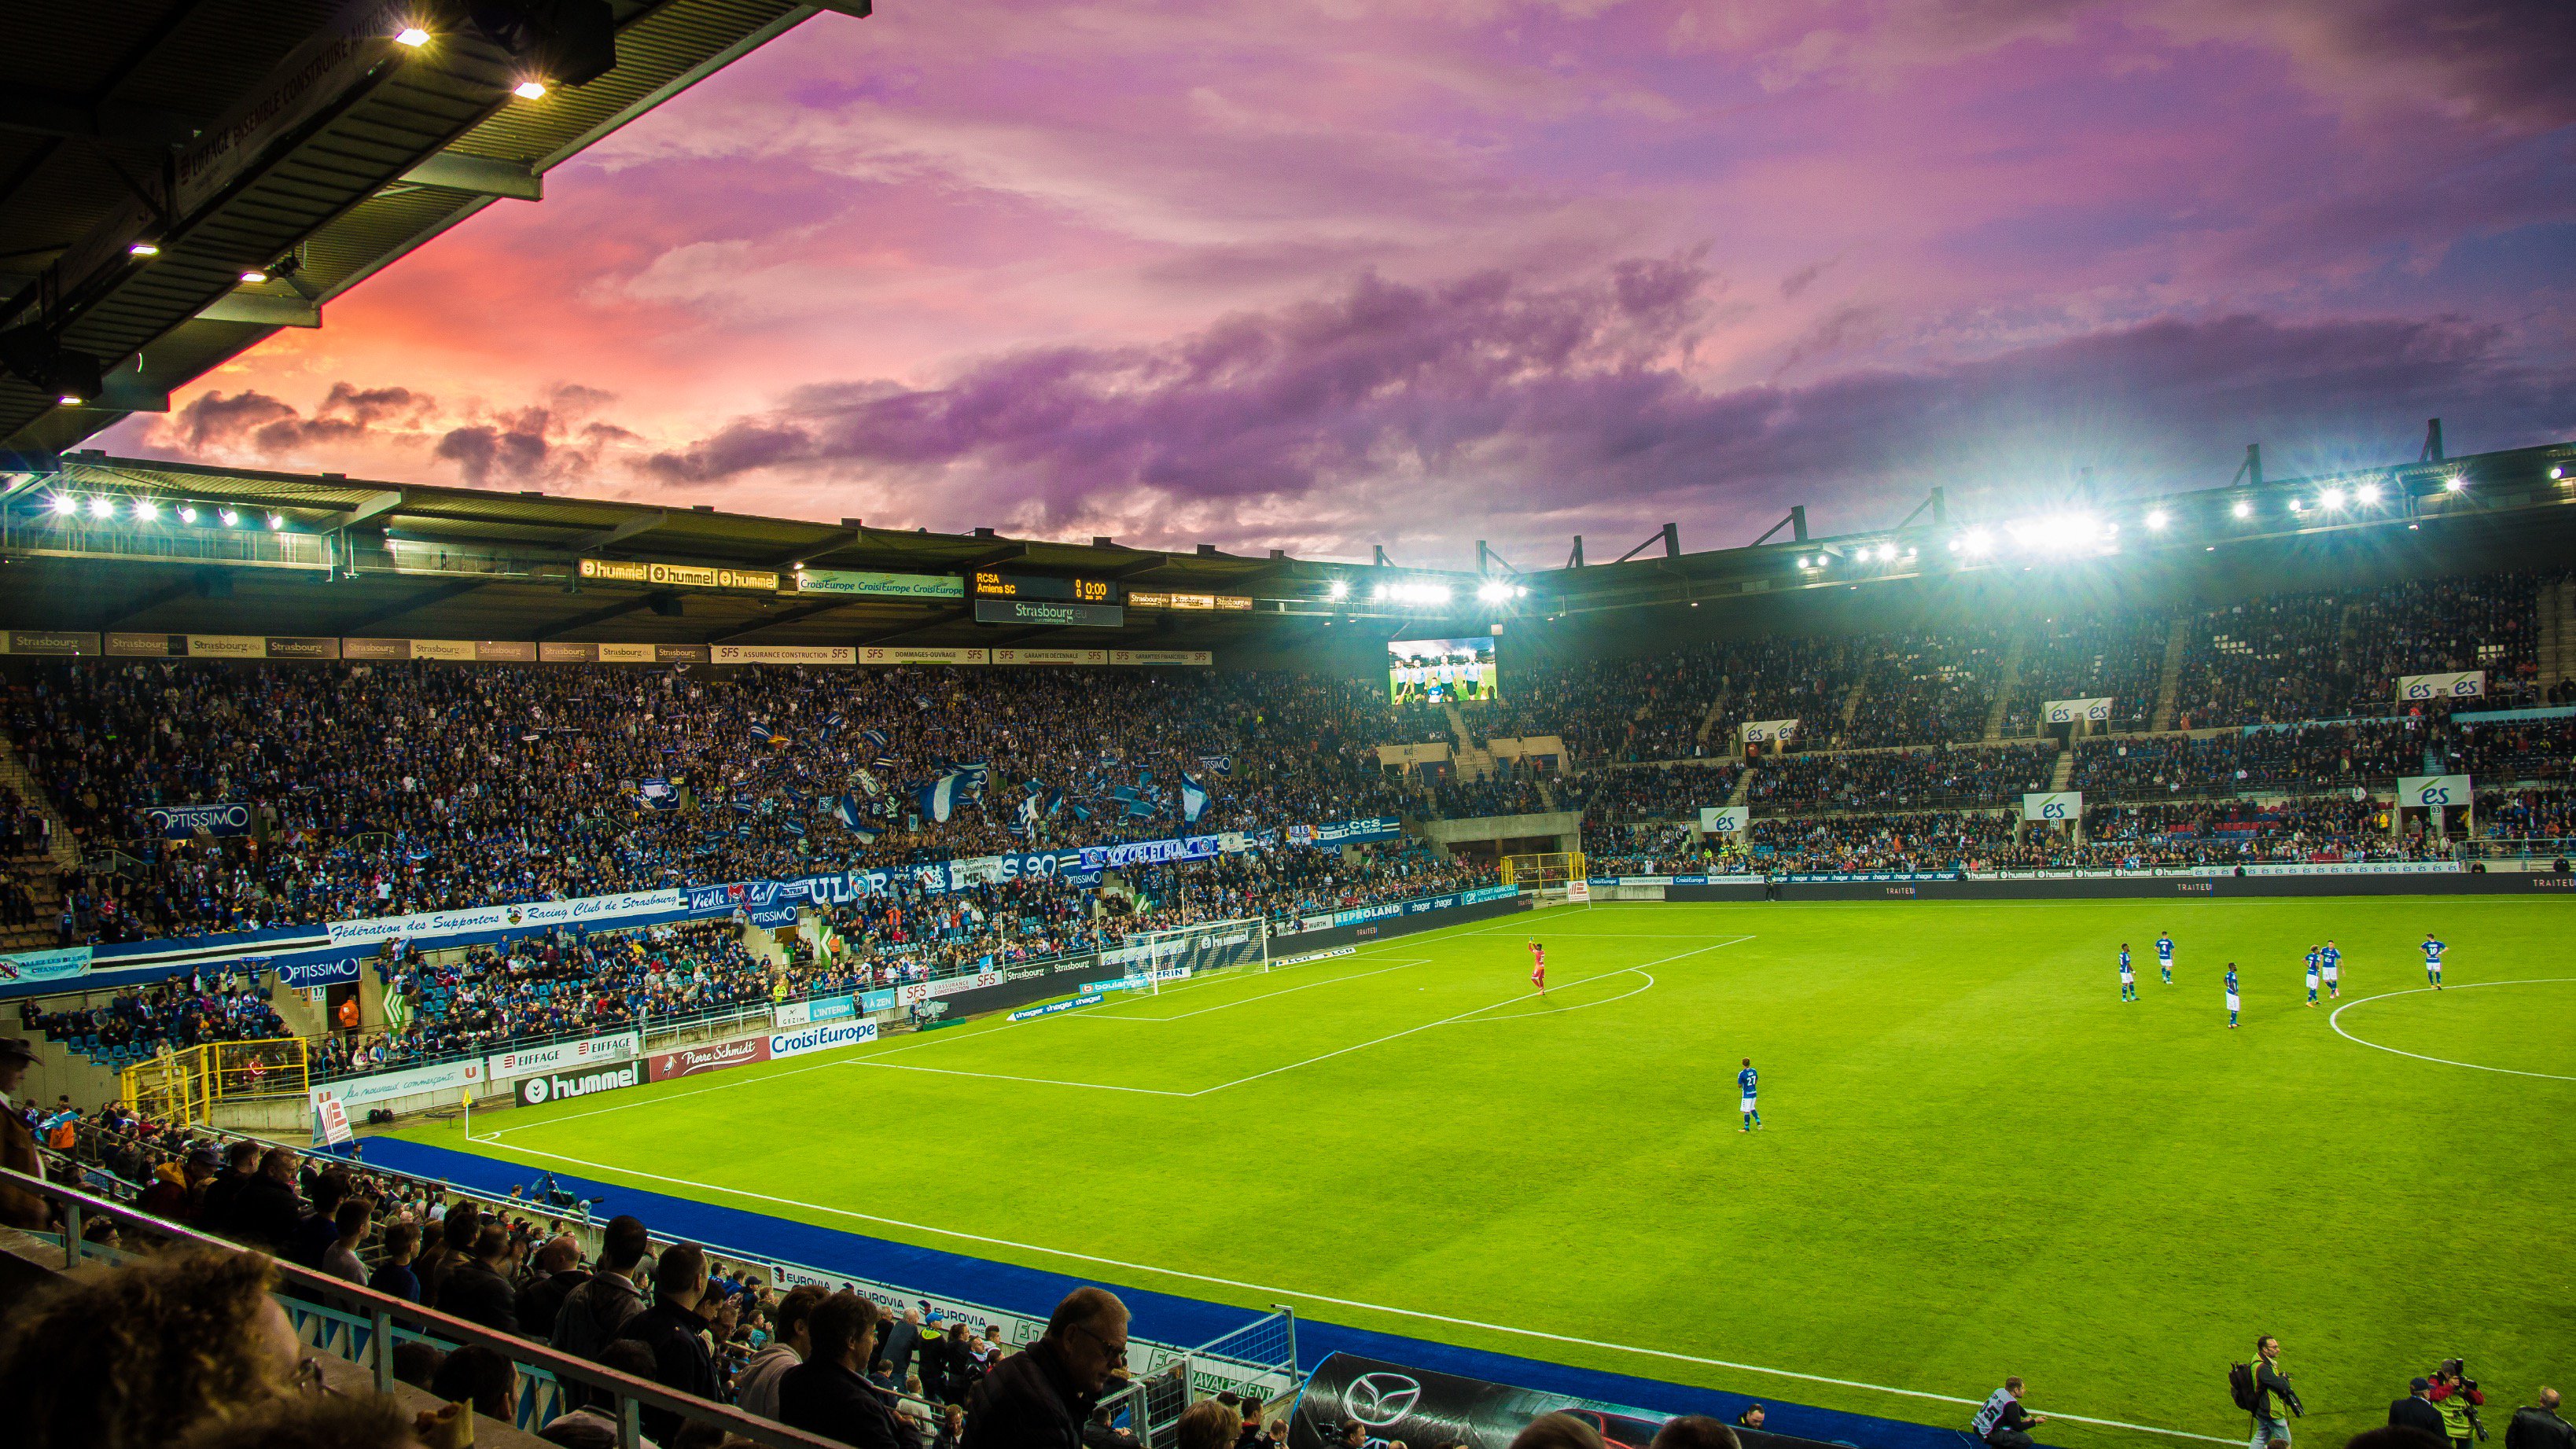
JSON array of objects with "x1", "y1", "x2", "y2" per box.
[{"x1": 416, "y1": 897, "x2": 2576, "y2": 1449}]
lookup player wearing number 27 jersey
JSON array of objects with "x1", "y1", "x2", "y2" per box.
[{"x1": 1738, "y1": 1058, "x2": 1762, "y2": 1132}]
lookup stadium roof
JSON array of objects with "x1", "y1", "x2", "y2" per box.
[
  {"x1": 0, "y1": 0, "x2": 868, "y2": 457},
  {"x1": 0, "y1": 434, "x2": 2568, "y2": 660}
]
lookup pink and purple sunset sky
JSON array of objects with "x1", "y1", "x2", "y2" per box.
[{"x1": 105, "y1": 0, "x2": 2576, "y2": 568}]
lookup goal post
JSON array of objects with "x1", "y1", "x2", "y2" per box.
[{"x1": 1110, "y1": 916, "x2": 1269, "y2": 993}]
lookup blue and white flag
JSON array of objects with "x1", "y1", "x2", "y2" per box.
[
  {"x1": 1197, "y1": 755, "x2": 1232, "y2": 776},
  {"x1": 830, "y1": 796, "x2": 862, "y2": 829},
  {"x1": 918, "y1": 774, "x2": 961, "y2": 824},
  {"x1": 783, "y1": 818, "x2": 807, "y2": 838},
  {"x1": 1180, "y1": 771, "x2": 1209, "y2": 824},
  {"x1": 852, "y1": 823, "x2": 881, "y2": 845},
  {"x1": 1043, "y1": 786, "x2": 1065, "y2": 818},
  {"x1": 748, "y1": 722, "x2": 774, "y2": 746},
  {"x1": 859, "y1": 727, "x2": 889, "y2": 751},
  {"x1": 731, "y1": 796, "x2": 756, "y2": 815},
  {"x1": 1068, "y1": 801, "x2": 1092, "y2": 823},
  {"x1": 822, "y1": 712, "x2": 845, "y2": 735}
]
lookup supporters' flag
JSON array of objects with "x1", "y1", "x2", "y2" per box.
[
  {"x1": 731, "y1": 797, "x2": 756, "y2": 815},
  {"x1": 734, "y1": 822, "x2": 755, "y2": 838},
  {"x1": 852, "y1": 769, "x2": 882, "y2": 798},
  {"x1": 859, "y1": 727, "x2": 889, "y2": 751},
  {"x1": 1017, "y1": 793, "x2": 1040, "y2": 826},
  {"x1": 914, "y1": 693, "x2": 935, "y2": 710},
  {"x1": 1022, "y1": 778, "x2": 1044, "y2": 794},
  {"x1": 1198, "y1": 755, "x2": 1232, "y2": 776},
  {"x1": 1110, "y1": 785, "x2": 1142, "y2": 804},
  {"x1": 823, "y1": 712, "x2": 845, "y2": 735},
  {"x1": 1068, "y1": 801, "x2": 1092, "y2": 823},
  {"x1": 1181, "y1": 771, "x2": 1210, "y2": 824},
  {"x1": 1043, "y1": 786, "x2": 1065, "y2": 818},
  {"x1": 1124, "y1": 800, "x2": 1157, "y2": 819},
  {"x1": 852, "y1": 823, "x2": 881, "y2": 845},
  {"x1": 873, "y1": 754, "x2": 902, "y2": 770},
  {"x1": 1137, "y1": 770, "x2": 1153, "y2": 789},
  {"x1": 918, "y1": 773, "x2": 961, "y2": 824},
  {"x1": 749, "y1": 722, "x2": 775, "y2": 746},
  {"x1": 783, "y1": 818, "x2": 808, "y2": 838},
  {"x1": 831, "y1": 796, "x2": 863, "y2": 830}
]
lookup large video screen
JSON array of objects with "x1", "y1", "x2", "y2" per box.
[{"x1": 1388, "y1": 636, "x2": 1499, "y2": 704}]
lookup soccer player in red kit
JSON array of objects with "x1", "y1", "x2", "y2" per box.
[{"x1": 1529, "y1": 940, "x2": 1546, "y2": 995}]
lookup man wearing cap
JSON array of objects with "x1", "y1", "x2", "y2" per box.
[
  {"x1": 0, "y1": 1035, "x2": 47, "y2": 1227},
  {"x1": 2393, "y1": 1378, "x2": 2449, "y2": 1441}
]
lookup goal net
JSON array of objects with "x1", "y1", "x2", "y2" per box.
[
  {"x1": 1103, "y1": 917, "x2": 1269, "y2": 993},
  {"x1": 1500, "y1": 851, "x2": 1588, "y2": 906}
]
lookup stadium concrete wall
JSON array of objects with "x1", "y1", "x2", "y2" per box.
[{"x1": 1662, "y1": 873, "x2": 2574, "y2": 903}]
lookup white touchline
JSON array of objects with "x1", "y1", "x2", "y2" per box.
[
  {"x1": 458, "y1": 1135, "x2": 2231, "y2": 1445},
  {"x1": 2328, "y1": 979, "x2": 2576, "y2": 1082},
  {"x1": 1185, "y1": 937, "x2": 1751, "y2": 1097},
  {"x1": 858, "y1": 1061, "x2": 1196, "y2": 1095}
]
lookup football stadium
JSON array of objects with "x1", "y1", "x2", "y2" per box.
[{"x1": 2, "y1": 7, "x2": 2573, "y2": 1449}]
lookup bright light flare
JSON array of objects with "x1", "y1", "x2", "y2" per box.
[
  {"x1": 131, "y1": 498, "x2": 160, "y2": 521},
  {"x1": 2355, "y1": 482, "x2": 2383, "y2": 504},
  {"x1": 2320, "y1": 487, "x2": 2346, "y2": 509},
  {"x1": 1325, "y1": 579, "x2": 1349, "y2": 601},
  {"x1": 49, "y1": 493, "x2": 79, "y2": 517},
  {"x1": 513, "y1": 79, "x2": 548, "y2": 99},
  {"x1": 86, "y1": 496, "x2": 116, "y2": 520},
  {"x1": 394, "y1": 27, "x2": 430, "y2": 46},
  {"x1": 1476, "y1": 580, "x2": 1513, "y2": 603},
  {"x1": 2145, "y1": 509, "x2": 2169, "y2": 531},
  {"x1": 2232, "y1": 499, "x2": 2254, "y2": 519}
]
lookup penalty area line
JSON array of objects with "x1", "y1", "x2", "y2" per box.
[{"x1": 453, "y1": 1137, "x2": 2232, "y2": 1446}]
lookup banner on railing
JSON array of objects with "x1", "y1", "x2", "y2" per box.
[
  {"x1": 142, "y1": 802, "x2": 253, "y2": 838},
  {"x1": 0, "y1": 945, "x2": 93, "y2": 986},
  {"x1": 274, "y1": 954, "x2": 363, "y2": 990},
  {"x1": 517, "y1": 1061, "x2": 640, "y2": 1107},
  {"x1": 896, "y1": 973, "x2": 999, "y2": 1006},
  {"x1": 2043, "y1": 697, "x2": 2114, "y2": 725},
  {"x1": 2396, "y1": 671, "x2": 2484, "y2": 703},
  {"x1": 1289, "y1": 884, "x2": 1519, "y2": 932},
  {"x1": 327, "y1": 888, "x2": 685, "y2": 951},
  {"x1": 768, "y1": 1020, "x2": 879, "y2": 1059},
  {"x1": 1741, "y1": 718, "x2": 1799, "y2": 744},
  {"x1": 1080, "y1": 831, "x2": 1253, "y2": 870},
  {"x1": 2396, "y1": 774, "x2": 2473, "y2": 808},
  {"x1": 487, "y1": 1030, "x2": 642, "y2": 1083},
  {"x1": 307, "y1": 1057, "x2": 484, "y2": 1112},
  {"x1": 1287, "y1": 816, "x2": 1406, "y2": 847},
  {"x1": 648, "y1": 1034, "x2": 772, "y2": 1081},
  {"x1": 2023, "y1": 791, "x2": 2083, "y2": 822},
  {"x1": 1698, "y1": 806, "x2": 1750, "y2": 834}
]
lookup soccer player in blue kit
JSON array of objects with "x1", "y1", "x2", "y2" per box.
[
  {"x1": 2225, "y1": 963, "x2": 2241, "y2": 1028},
  {"x1": 2320, "y1": 940, "x2": 2342, "y2": 999},
  {"x1": 2304, "y1": 947, "x2": 2321, "y2": 1007},
  {"x1": 2422, "y1": 934, "x2": 2445, "y2": 989},
  {"x1": 2119, "y1": 944, "x2": 2137, "y2": 1002},
  {"x1": 2156, "y1": 932, "x2": 2175, "y2": 985},
  {"x1": 1738, "y1": 1057, "x2": 1762, "y2": 1132}
]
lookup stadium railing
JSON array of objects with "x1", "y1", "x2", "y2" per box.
[
  {"x1": 36, "y1": 1118, "x2": 1307, "y2": 1425},
  {"x1": 1, "y1": 1168, "x2": 848, "y2": 1449}
]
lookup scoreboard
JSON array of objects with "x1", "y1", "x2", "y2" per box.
[{"x1": 970, "y1": 570, "x2": 1117, "y2": 603}]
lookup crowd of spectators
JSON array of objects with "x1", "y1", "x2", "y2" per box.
[
  {"x1": 1742, "y1": 744, "x2": 2057, "y2": 811},
  {"x1": 1424, "y1": 761, "x2": 1555, "y2": 820},
  {"x1": 1556, "y1": 763, "x2": 1739, "y2": 822},
  {"x1": 20, "y1": 972, "x2": 287, "y2": 1069},
  {"x1": 1842, "y1": 628, "x2": 2008, "y2": 748},
  {"x1": 2170, "y1": 572, "x2": 2558, "y2": 727},
  {"x1": 2478, "y1": 788, "x2": 2576, "y2": 841},
  {"x1": 2001, "y1": 609, "x2": 2169, "y2": 735},
  {"x1": 2077, "y1": 798, "x2": 2432, "y2": 866},
  {"x1": 1747, "y1": 811, "x2": 2023, "y2": 873},
  {"x1": 7, "y1": 660, "x2": 1415, "y2": 941},
  {"x1": 2073, "y1": 721, "x2": 2428, "y2": 799}
]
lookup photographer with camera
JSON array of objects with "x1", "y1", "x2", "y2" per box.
[{"x1": 2430, "y1": 1360, "x2": 2489, "y2": 1449}]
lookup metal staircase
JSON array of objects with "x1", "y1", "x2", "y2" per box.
[
  {"x1": 1982, "y1": 630, "x2": 2026, "y2": 741},
  {"x1": 2150, "y1": 615, "x2": 2191, "y2": 732}
]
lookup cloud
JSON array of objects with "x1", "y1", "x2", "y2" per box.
[
  {"x1": 631, "y1": 255, "x2": 2576, "y2": 559},
  {"x1": 156, "y1": 383, "x2": 435, "y2": 457}
]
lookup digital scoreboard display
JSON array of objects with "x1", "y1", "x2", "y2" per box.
[
  {"x1": 1388, "y1": 636, "x2": 1500, "y2": 704},
  {"x1": 971, "y1": 571, "x2": 1117, "y2": 603}
]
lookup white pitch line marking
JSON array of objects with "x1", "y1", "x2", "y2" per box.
[
  {"x1": 452, "y1": 1136, "x2": 2232, "y2": 1445},
  {"x1": 1185, "y1": 936, "x2": 1751, "y2": 1097},
  {"x1": 2328, "y1": 978, "x2": 2576, "y2": 1082}
]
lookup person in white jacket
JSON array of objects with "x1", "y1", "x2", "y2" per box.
[{"x1": 737, "y1": 1285, "x2": 828, "y2": 1422}]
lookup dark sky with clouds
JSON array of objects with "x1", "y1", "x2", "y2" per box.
[{"x1": 112, "y1": 0, "x2": 2576, "y2": 567}]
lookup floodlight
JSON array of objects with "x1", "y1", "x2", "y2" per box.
[
  {"x1": 2145, "y1": 509, "x2": 2169, "y2": 531},
  {"x1": 2287, "y1": 498, "x2": 2304, "y2": 513},
  {"x1": 2231, "y1": 499, "x2": 2253, "y2": 519},
  {"x1": 1797, "y1": 555, "x2": 1811, "y2": 567},
  {"x1": 1370, "y1": 584, "x2": 1386, "y2": 601},
  {"x1": 87, "y1": 496, "x2": 115, "y2": 520},
  {"x1": 179, "y1": 506, "x2": 199, "y2": 524},
  {"x1": 131, "y1": 498, "x2": 159, "y2": 521},
  {"x1": 514, "y1": 79, "x2": 549, "y2": 99},
  {"x1": 2355, "y1": 482, "x2": 2382, "y2": 504},
  {"x1": 2320, "y1": 487, "x2": 2346, "y2": 509},
  {"x1": 2443, "y1": 476, "x2": 2467, "y2": 493},
  {"x1": 267, "y1": 513, "x2": 285, "y2": 530},
  {"x1": 241, "y1": 270, "x2": 269, "y2": 284},
  {"x1": 1476, "y1": 580, "x2": 1511, "y2": 603},
  {"x1": 1325, "y1": 579, "x2": 1349, "y2": 601},
  {"x1": 1514, "y1": 585, "x2": 1528, "y2": 598},
  {"x1": 2551, "y1": 466, "x2": 2564, "y2": 480},
  {"x1": 127, "y1": 242, "x2": 160, "y2": 257},
  {"x1": 58, "y1": 394, "x2": 83, "y2": 406},
  {"x1": 395, "y1": 27, "x2": 430, "y2": 46},
  {"x1": 49, "y1": 493, "x2": 78, "y2": 517},
  {"x1": 1961, "y1": 529, "x2": 1993, "y2": 555},
  {"x1": 219, "y1": 508, "x2": 240, "y2": 527}
]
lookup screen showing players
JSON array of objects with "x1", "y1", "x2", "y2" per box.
[{"x1": 1387, "y1": 636, "x2": 1500, "y2": 704}]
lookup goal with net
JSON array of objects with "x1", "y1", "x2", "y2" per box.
[
  {"x1": 1500, "y1": 850, "x2": 1588, "y2": 906},
  {"x1": 1102, "y1": 916, "x2": 1270, "y2": 993}
]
